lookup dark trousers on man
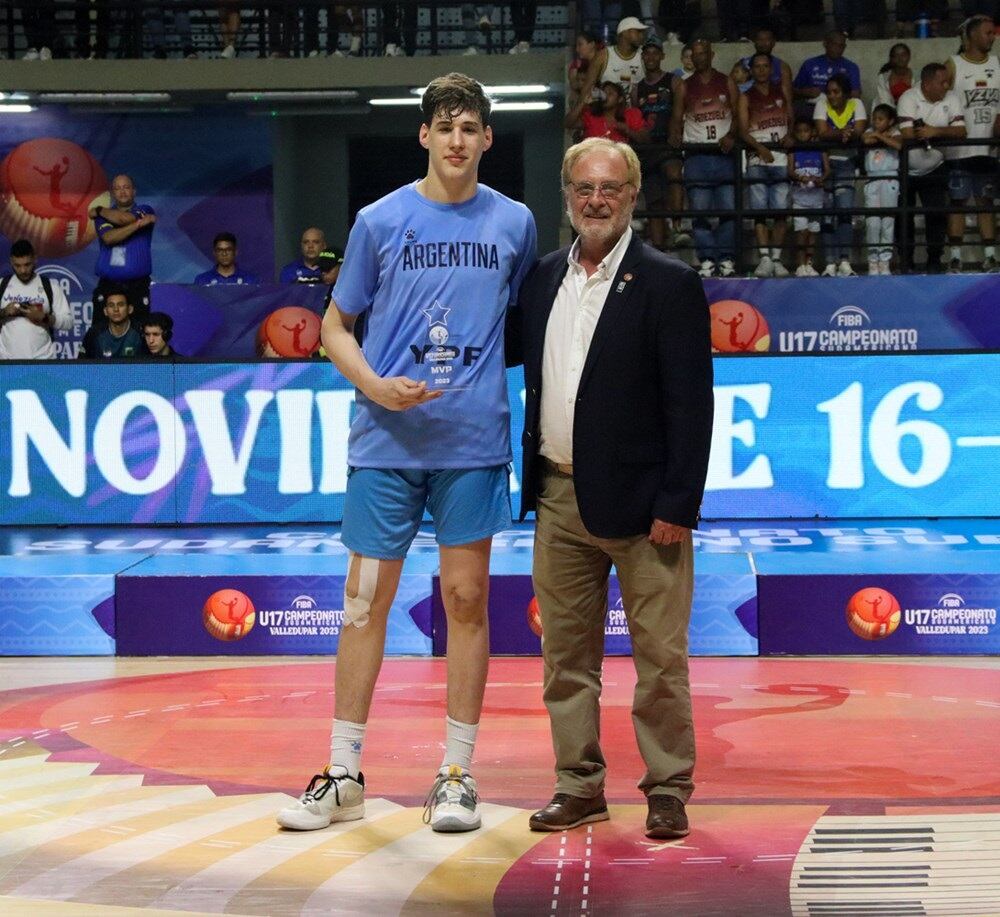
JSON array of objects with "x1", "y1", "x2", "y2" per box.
[
  {"x1": 532, "y1": 463, "x2": 696, "y2": 802},
  {"x1": 511, "y1": 2, "x2": 537, "y2": 43},
  {"x1": 382, "y1": 2, "x2": 419, "y2": 52},
  {"x1": 903, "y1": 164, "x2": 948, "y2": 272}
]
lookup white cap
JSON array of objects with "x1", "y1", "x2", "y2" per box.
[{"x1": 616, "y1": 16, "x2": 648, "y2": 34}]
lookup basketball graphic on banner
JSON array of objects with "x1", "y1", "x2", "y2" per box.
[
  {"x1": 257, "y1": 306, "x2": 322, "y2": 357},
  {"x1": 0, "y1": 138, "x2": 109, "y2": 256},
  {"x1": 845, "y1": 587, "x2": 901, "y2": 640},
  {"x1": 203, "y1": 589, "x2": 256, "y2": 641},
  {"x1": 709, "y1": 299, "x2": 770, "y2": 353}
]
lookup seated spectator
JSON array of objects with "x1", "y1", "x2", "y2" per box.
[
  {"x1": 793, "y1": 30, "x2": 861, "y2": 117},
  {"x1": 19, "y1": 1, "x2": 55, "y2": 60},
  {"x1": 219, "y1": 1, "x2": 241, "y2": 58},
  {"x1": 814, "y1": 73, "x2": 867, "y2": 276},
  {"x1": 671, "y1": 39, "x2": 739, "y2": 278},
  {"x1": 381, "y1": 2, "x2": 419, "y2": 57},
  {"x1": 462, "y1": 5, "x2": 494, "y2": 55},
  {"x1": 634, "y1": 35, "x2": 684, "y2": 250},
  {"x1": 318, "y1": 247, "x2": 345, "y2": 285},
  {"x1": 873, "y1": 43, "x2": 913, "y2": 109},
  {"x1": 897, "y1": 63, "x2": 966, "y2": 273},
  {"x1": 195, "y1": 233, "x2": 260, "y2": 285},
  {"x1": 740, "y1": 27, "x2": 794, "y2": 115},
  {"x1": 148, "y1": 3, "x2": 196, "y2": 58},
  {"x1": 739, "y1": 52, "x2": 792, "y2": 277},
  {"x1": 279, "y1": 227, "x2": 326, "y2": 283},
  {"x1": 788, "y1": 117, "x2": 829, "y2": 276},
  {"x1": 659, "y1": 0, "x2": 701, "y2": 46},
  {"x1": 142, "y1": 312, "x2": 182, "y2": 359},
  {"x1": 305, "y1": 4, "x2": 363, "y2": 57},
  {"x1": 564, "y1": 80, "x2": 650, "y2": 144},
  {"x1": 730, "y1": 60, "x2": 752, "y2": 93},
  {"x1": 862, "y1": 104, "x2": 903, "y2": 275},
  {"x1": 569, "y1": 29, "x2": 602, "y2": 100},
  {"x1": 507, "y1": 1, "x2": 538, "y2": 54},
  {"x1": 0, "y1": 239, "x2": 72, "y2": 359},
  {"x1": 81, "y1": 286, "x2": 144, "y2": 358}
]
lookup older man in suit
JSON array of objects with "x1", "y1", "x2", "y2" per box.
[{"x1": 507, "y1": 137, "x2": 714, "y2": 839}]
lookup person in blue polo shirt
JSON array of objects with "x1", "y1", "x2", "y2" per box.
[
  {"x1": 194, "y1": 232, "x2": 260, "y2": 285},
  {"x1": 89, "y1": 174, "x2": 155, "y2": 322},
  {"x1": 279, "y1": 227, "x2": 326, "y2": 283},
  {"x1": 793, "y1": 30, "x2": 861, "y2": 116}
]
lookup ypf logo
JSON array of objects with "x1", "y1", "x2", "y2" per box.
[
  {"x1": 845, "y1": 587, "x2": 901, "y2": 640},
  {"x1": 709, "y1": 299, "x2": 770, "y2": 353},
  {"x1": 203, "y1": 589, "x2": 256, "y2": 641}
]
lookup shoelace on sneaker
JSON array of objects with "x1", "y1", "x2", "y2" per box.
[
  {"x1": 421, "y1": 771, "x2": 477, "y2": 824},
  {"x1": 300, "y1": 768, "x2": 352, "y2": 807}
]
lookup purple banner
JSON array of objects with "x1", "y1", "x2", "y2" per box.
[
  {"x1": 758, "y1": 573, "x2": 1000, "y2": 655},
  {"x1": 150, "y1": 284, "x2": 327, "y2": 358}
]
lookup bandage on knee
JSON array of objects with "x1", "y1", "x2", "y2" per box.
[{"x1": 344, "y1": 552, "x2": 379, "y2": 628}]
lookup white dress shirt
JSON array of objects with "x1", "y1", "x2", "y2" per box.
[{"x1": 539, "y1": 227, "x2": 633, "y2": 465}]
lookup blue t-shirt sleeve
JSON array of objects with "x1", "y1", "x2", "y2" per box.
[
  {"x1": 508, "y1": 210, "x2": 538, "y2": 306},
  {"x1": 331, "y1": 216, "x2": 380, "y2": 316},
  {"x1": 95, "y1": 216, "x2": 114, "y2": 239},
  {"x1": 793, "y1": 60, "x2": 811, "y2": 88},
  {"x1": 278, "y1": 263, "x2": 297, "y2": 283}
]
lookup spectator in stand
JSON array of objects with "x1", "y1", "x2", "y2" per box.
[
  {"x1": 305, "y1": 5, "x2": 363, "y2": 57},
  {"x1": 461, "y1": 5, "x2": 495, "y2": 55},
  {"x1": 634, "y1": 34, "x2": 685, "y2": 250},
  {"x1": 814, "y1": 73, "x2": 867, "y2": 276},
  {"x1": 793, "y1": 31, "x2": 861, "y2": 118},
  {"x1": 674, "y1": 43, "x2": 694, "y2": 80},
  {"x1": 658, "y1": 0, "x2": 700, "y2": 46},
  {"x1": 142, "y1": 312, "x2": 182, "y2": 359},
  {"x1": 740, "y1": 27, "x2": 794, "y2": 115},
  {"x1": 788, "y1": 117, "x2": 829, "y2": 276},
  {"x1": 195, "y1": 233, "x2": 261, "y2": 285},
  {"x1": 89, "y1": 174, "x2": 155, "y2": 322},
  {"x1": 75, "y1": 0, "x2": 110, "y2": 58},
  {"x1": 730, "y1": 60, "x2": 752, "y2": 94},
  {"x1": 280, "y1": 228, "x2": 327, "y2": 283},
  {"x1": 946, "y1": 14, "x2": 1000, "y2": 273},
  {"x1": 382, "y1": 2, "x2": 419, "y2": 56},
  {"x1": 219, "y1": 1, "x2": 241, "y2": 58},
  {"x1": 897, "y1": 63, "x2": 966, "y2": 273},
  {"x1": 81, "y1": 287, "x2": 144, "y2": 359},
  {"x1": 740, "y1": 52, "x2": 792, "y2": 277},
  {"x1": 569, "y1": 30, "x2": 603, "y2": 100},
  {"x1": 0, "y1": 240, "x2": 72, "y2": 359},
  {"x1": 583, "y1": 16, "x2": 648, "y2": 104},
  {"x1": 671, "y1": 39, "x2": 739, "y2": 278},
  {"x1": 318, "y1": 247, "x2": 345, "y2": 285},
  {"x1": 565, "y1": 80, "x2": 651, "y2": 145},
  {"x1": 19, "y1": 1, "x2": 55, "y2": 60},
  {"x1": 148, "y1": 4, "x2": 196, "y2": 58},
  {"x1": 508, "y1": 2, "x2": 538, "y2": 54},
  {"x1": 862, "y1": 104, "x2": 903, "y2": 275},
  {"x1": 873, "y1": 43, "x2": 913, "y2": 109},
  {"x1": 581, "y1": 1, "x2": 652, "y2": 43}
]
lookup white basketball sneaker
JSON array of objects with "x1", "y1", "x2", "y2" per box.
[
  {"x1": 424, "y1": 765, "x2": 481, "y2": 832},
  {"x1": 276, "y1": 766, "x2": 365, "y2": 830}
]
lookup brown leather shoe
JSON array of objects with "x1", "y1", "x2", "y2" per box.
[
  {"x1": 645, "y1": 795, "x2": 689, "y2": 838},
  {"x1": 529, "y1": 792, "x2": 609, "y2": 831}
]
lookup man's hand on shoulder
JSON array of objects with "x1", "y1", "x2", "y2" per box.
[
  {"x1": 366, "y1": 376, "x2": 443, "y2": 412},
  {"x1": 649, "y1": 519, "x2": 690, "y2": 545}
]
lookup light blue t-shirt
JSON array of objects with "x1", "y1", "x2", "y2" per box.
[{"x1": 332, "y1": 181, "x2": 537, "y2": 469}]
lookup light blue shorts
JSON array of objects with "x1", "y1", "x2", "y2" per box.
[{"x1": 341, "y1": 465, "x2": 512, "y2": 560}]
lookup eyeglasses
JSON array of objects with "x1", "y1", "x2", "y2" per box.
[{"x1": 567, "y1": 180, "x2": 633, "y2": 200}]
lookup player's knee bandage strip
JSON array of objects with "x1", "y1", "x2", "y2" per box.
[{"x1": 344, "y1": 552, "x2": 379, "y2": 627}]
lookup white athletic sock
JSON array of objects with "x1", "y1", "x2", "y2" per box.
[
  {"x1": 985, "y1": 244, "x2": 996, "y2": 259},
  {"x1": 950, "y1": 246, "x2": 962, "y2": 261},
  {"x1": 771, "y1": 247, "x2": 782, "y2": 259},
  {"x1": 440, "y1": 716, "x2": 478, "y2": 772},
  {"x1": 330, "y1": 719, "x2": 366, "y2": 778}
]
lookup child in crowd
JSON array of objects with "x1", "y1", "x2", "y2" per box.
[
  {"x1": 788, "y1": 117, "x2": 830, "y2": 276},
  {"x1": 674, "y1": 43, "x2": 694, "y2": 80},
  {"x1": 862, "y1": 103, "x2": 903, "y2": 275},
  {"x1": 730, "y1": 60, "x2": 752, "y2": 93}
]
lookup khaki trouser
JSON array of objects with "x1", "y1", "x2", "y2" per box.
[{"x1": 532, "y1": 463, "x2": 695, "y2": 801}]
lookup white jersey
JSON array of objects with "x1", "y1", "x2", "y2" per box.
[
  {"x1": 948, "y1": 53, "x2": 1000, "y2": 160},
  {"x1": 0, "y1": 273, "x2": 72, "y2": 360},
  {"x1": 601, "y1": 45, "x2": 644, "y2": 101}
]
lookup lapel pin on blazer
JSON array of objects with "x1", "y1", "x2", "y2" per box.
[{"x1": 616, "y1": 272, "x2": 634, "y2": 293}]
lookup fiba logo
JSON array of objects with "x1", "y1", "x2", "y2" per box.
[
  {"x1": 830, "y1": 305, "x2": 870, "y2": 327},
  {"x1": 845, "y1": 587, "x2": 901, "y2": 640},
  {"x1": 291, "y1": 595, "x2": 317, "y2": 610},
  {"x1": 938, "y1": 593, "x2": 964, "y2": 608},
  {"x1": 708, "y1": 299, "x2": 770, "y2": 353},
  {"x1": 203, "y1": 588, "x2": 256, "y2": 641}
]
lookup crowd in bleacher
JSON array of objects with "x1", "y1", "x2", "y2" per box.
[{"x1": 566, "y1": 7, "x2": 1000, "y2": 278}]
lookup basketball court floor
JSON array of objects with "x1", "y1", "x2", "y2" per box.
[{"x1": 0, "y1": 653, "x2": 997, "y2": 916}]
